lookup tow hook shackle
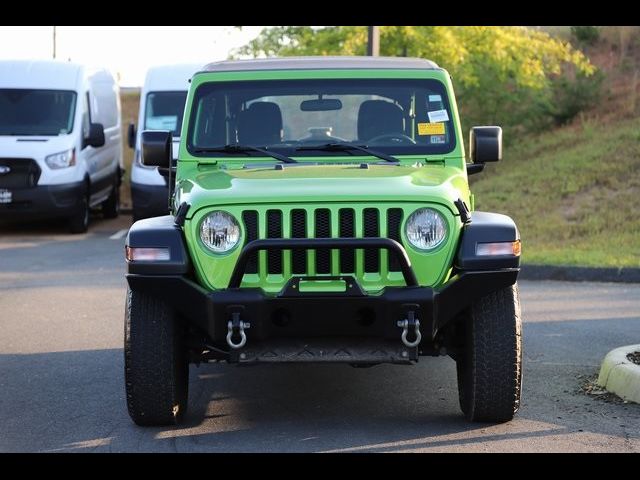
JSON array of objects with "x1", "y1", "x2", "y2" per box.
[
  {"x1": 397, "y1": 311, "x2": 421, "y2": 348},
  {"x1": 226, "y1": 312, "x2": 250, "y2": 349}
]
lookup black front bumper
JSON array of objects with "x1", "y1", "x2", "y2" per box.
[
  {"x1": 126, "y1": 268, "x2": 518, "y2": 355},
  {"x1": 0, "y1": 181, "x2": 85, "y2": 219}
]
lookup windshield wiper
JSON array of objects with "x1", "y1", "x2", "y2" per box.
[
  {"x1": 193, "y1": 144, "x2": 297, "y2": 164},
  {"x1": 296, "y1": 142, "x2": 400, "y2": 163}
]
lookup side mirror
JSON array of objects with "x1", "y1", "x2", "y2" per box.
[
  {"x1": 84, "y1": 123, "x2": 105, "y2": 148},
  {"x1": 470, "y1": 126, "x2": 502, "y2": 163},
  {"x1": 127, "y1": 123, "x2": 136, "y2": 149},
  {"x1": 141, "y1": 130, "x2": 172, "y2": 168}
]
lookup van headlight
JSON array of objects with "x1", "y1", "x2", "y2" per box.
[
  {"x1": 200, "y1": 211, "x2": 241, "y2": 253},
  {"x1": 405, "y1": 208, "x2": 447, "y2": 250},
  {"x1": 45, "y1": 148, "x2": 76, "y2": 169}
]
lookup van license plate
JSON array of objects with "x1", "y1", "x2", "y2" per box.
[{"x1": 0, "y1": 189, "x2": 12, "y2": 204}]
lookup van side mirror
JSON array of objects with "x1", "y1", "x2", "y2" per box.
[
  {"x1": 127, "y1": 123, "x2": 136, "y2": 149},
  {"x1": 470, "y1": 126, "x2": 502, "y2": 164},
  {"x1": 141, "y1": 130, "x2": 172, "y2": 168},
  {"x1": 84, "y1": 123, "x2": 105, "y2": 148}
]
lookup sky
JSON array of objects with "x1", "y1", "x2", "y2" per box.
[{"x1": 0, "y1": 26, "x2": 265, "y2": 87}]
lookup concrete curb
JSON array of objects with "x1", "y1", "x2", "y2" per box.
[
  {"x1": 520, "y1": 265, "x2": 640, "y2": 283},
  {"x1": 597, "y1": 345, "x2": 640, "y2": 404}
]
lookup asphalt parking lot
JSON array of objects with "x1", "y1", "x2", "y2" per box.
[{"x1": 0, "y1": 214, "x2": 638, "y2": 452}]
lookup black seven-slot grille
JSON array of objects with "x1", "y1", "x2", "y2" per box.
[{"x1": 241, "y1": 207, "x2": 404, "y2": 278}]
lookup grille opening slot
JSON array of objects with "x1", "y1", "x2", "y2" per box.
[
  {"x1": 363, "y1": 208, "x2": 380, "y2": 273},
  {"x1": 291, "y1": 209, "x2": 307, "y2": 274},
  {"x1": 315, "y1": 209, "x2": 331, "y2": 274},
  {"x1": 387, "y1": 208, "x2": 403, "y2": 272},
  {"x1": 242, "y1": 211, "x2": 259, "y2": 274},
  {"x1": 267, "y1": 210, "x2": 283, "y2": 274},
  {"x1": 339, "y1": 208, "x2": 355, "y2": 273}
]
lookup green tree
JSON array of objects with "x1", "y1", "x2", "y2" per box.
[{"x1": 233, "y1": 26, "x2": 597, "y2": 138}]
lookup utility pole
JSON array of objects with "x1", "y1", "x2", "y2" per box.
[
  {"x1": 53, "y1": 26, "x2": 57, "y2": 59},
  {"x1": 367, "y1": 26, "x2": 380, "y2": 56}
]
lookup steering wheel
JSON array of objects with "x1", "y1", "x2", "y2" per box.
[{"x1": 367, "y1": 133, "x2": 416, "y2": 145}]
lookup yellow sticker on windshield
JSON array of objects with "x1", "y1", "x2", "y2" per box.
[{"x1": 418, "y1": 122, "x2": 445, "y2": 135}]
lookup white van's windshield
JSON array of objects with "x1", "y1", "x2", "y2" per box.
[
  {"x1": 144, "y1": 91, "x2": 188, "y2": 137},
  {"x1": 0, "y1": 89, "x2": 77, "y2": 136}
]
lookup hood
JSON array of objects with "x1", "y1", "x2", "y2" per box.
[
  {"x1": 178, "y1": 163, "x2": 470, "y2": 216},
  {"x1": 0, "y1": 135, "x2": 76, "y2": 160}
]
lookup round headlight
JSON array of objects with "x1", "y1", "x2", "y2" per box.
[
  {"x1": 405, "y1": 208, "x2": 447, "y2": 250},
  {"x1": 200, "y1": 211, "x2": 241, "y2": 253}
]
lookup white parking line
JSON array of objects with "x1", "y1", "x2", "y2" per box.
[{"x1": 109, "y1": 229, "x2": 128, "y2": 240}]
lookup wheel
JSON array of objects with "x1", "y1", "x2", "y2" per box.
[
  {"x1": 124, "y1": 288, "x2": 189, "y2": 426},
  {"x1": 68, "y1": 191, "x2": 89, "y2": 234},
  {"x1": 102, "y1": 176, "x2": 120, "y2": 219},
  {"x1": 456, "y1": 283, "x2": 522, "y2": 423}
]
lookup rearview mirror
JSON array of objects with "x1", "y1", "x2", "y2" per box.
[
  {"x1": 84, "y1": 123, "x2": 105, "y2": 148},
  {"x1": 127, "y1": 123, "x2": 136, "y2": 149},
  {"x1": 141, "y1": 130, "x2": 172, "y2": 168},
  {"x1": 470, "y1": 126, "x2": 502, "y2": 163},
  {"x1": 300, "y1": 98, "x2": 342, "y2": 111}
]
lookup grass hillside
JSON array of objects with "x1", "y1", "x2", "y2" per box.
[
  {"x1": 474, "y1": 27, "x2": 640, "y2": 268},
  {"x1": 472, "y1": 116, "x2": 640, "y2": 267}
]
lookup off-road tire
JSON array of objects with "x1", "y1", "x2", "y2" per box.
[
  {"x1": 124, "y1": 288, "x2": 189, "y2": 426},
  {"x1": 102, "y1": 176, "x2": 120, "y2": 219},
  {"x1": 68, "y1": 192, "x2": 89, "y2": 234},
  {"x1": 456, "y1": 283, "x2": 522, "y2": 423}
]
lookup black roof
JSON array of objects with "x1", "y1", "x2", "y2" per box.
[{"x1": 200, "y1": 56, "x2": 440, "y2": 73}]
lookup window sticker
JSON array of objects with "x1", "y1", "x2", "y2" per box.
[
  {"x1": 428, "y1": 95, "x2": 442, "y2": 102},
  {"x1": 417, "y1": 122, "x2": 445, "y2": 136},
  {"x1": 430, "y1": 135, "x2": 446, "y2": 144},
  {"x1": 427, "y1": 109, "x2": 449, "y2": 123}
]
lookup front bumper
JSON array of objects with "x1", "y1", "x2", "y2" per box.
[
  {"x1": 126, "y1": 268, "x2": 518, "y2": 359},
  {"x1": 0, "y1": 181, "x2": 85, "y2": 219}
]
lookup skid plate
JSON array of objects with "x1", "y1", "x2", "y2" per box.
[{"x1": 229, "y1": 338, "x2": 418, "y2": 364}]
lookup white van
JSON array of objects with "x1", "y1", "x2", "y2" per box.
[
  {"x1": 128, "y1": 63, "x2": 201, "y2": 221},
  {"x1": 0, "y1": 60, "x2": 123, "y2": 233}
]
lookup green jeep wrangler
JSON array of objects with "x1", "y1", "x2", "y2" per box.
[{"x1": 124, "y1": 56, "x2": 522, "y2": 426}]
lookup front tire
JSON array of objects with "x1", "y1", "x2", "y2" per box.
[
  {"x1": 456, "y1": 283, "x2": 522, "y2": 423},
  {"x1": 68, "y1": 192, "x2": 89, "y2": 234},
  {"x1": 124, "y1": 288, "x2": 189, "y2": 426}
]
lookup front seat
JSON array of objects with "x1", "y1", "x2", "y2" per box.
[
  {"x1": 237, "y1": 102, "x2": 283, "y2": 146},
  {"x1": 357, "y1": 100, "x2": 405, "y2": 142}
]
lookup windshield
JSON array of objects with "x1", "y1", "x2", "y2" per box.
[
  {"x1": 187, "y1": 79, "x2": 456, "y2": 158},
  {"x1": 0, "y1": 89, "x2": 77, "y2": 136},
  {"x1": 144, "y1": 91, "x2": 188, "y2": 137}
]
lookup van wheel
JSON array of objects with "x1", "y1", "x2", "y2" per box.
[
  {"x1": 102, "y1": 177, "x2": 120, "y2": 219},
  {"x1": 68, "y1": 192, "x2": 89, "y2": 234},
  {"x1": 456, "y1": 283, "x2": 522, "y2": 423},
  {"x1": 124, "y1": 288, "x2": 189, "y2": 426}
]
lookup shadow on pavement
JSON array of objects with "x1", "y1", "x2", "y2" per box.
[{"x1": 1, "y1": 316, "x2": 638, "y2": 452}]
